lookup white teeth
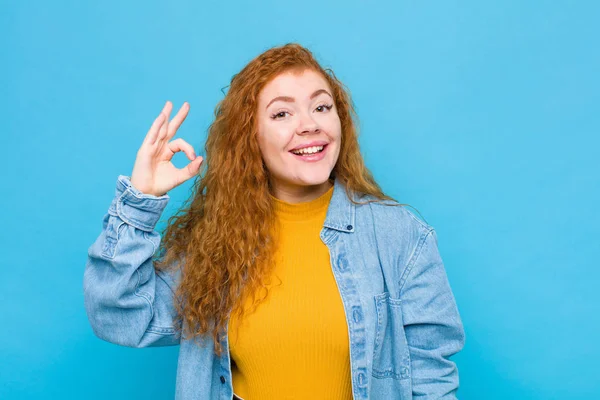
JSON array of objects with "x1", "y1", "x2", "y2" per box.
[{"x1": 291, "y1": 145, "x2": 324, "y2": 155}]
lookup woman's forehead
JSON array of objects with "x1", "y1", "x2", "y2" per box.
[{"x1": 259, "y1": 69, "x2": 330, "y2": 100}]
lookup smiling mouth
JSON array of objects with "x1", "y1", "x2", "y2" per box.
[{"x1": 289, "y1": 144, "x2": 328, "y2": 156}]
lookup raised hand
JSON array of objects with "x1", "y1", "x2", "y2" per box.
[{"x1": 130, "y1": 101, "x2": 203, "y2": 197}]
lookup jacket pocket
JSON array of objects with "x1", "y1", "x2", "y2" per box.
[{"x1": 372, "y1": 291, "x2": 412, "y2": 381}]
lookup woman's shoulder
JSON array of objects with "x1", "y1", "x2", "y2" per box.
[
  {"x1": 358, "y1": 195, "x2": 434, "y2": 242},
  {"x1": 355, "y1": 197, "x2": 437, "y2": 269}
]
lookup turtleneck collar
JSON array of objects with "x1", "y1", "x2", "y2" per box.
[{"x1": 270, "y1": 182, "x2": 335, "y2": 222}]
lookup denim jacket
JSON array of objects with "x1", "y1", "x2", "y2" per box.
[{"x1": 83, "y1": 175, "x2": 465, "y2": 400}]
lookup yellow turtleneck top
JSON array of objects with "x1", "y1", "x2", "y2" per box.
[{"x1": 228, "y1": 183, "x2": 352, "y2": 399}]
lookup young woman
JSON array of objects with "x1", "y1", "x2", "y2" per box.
[{"x1": 83, "y1": 43, "x2": 465, "y2": 400}]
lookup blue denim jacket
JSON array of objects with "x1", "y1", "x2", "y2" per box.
[{"x1": 83, "y1": 175, "x2": 465, "y2": 399}]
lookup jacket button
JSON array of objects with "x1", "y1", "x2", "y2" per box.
[
  {"x1": 220, "y1": 375, "x2": 226, "y2": 384},
  {"x1": 346, "y1": 224, "x2": 353, "y2": 230}
]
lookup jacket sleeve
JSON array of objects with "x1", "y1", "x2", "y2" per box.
[
  {"x1": 83, "y1": 175, "x2": 182, "y2": 348},
  {"x1": 400, "y1": 228, "x2": 466, "y2": 398}
]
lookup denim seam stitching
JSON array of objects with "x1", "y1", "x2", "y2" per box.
[
  {"x1": 373, "y1": 294, "x2": 385, "y2": 357},
  {"x1": 134, "y1": 268, "x2": 154, "y2": 319},
  {"x1": 146, "y1": 326, "x2": 175, "y2": 334},
  {"x1": 119, "y1": 175, "x2": 169, "y2": 202},
  {"x1": 135, "y1": 231, "x2": 156, "y2": 310},
  {"x1": 372, "y1": 292, "x2": 410, "y2": 380},
  {"x1": 116, "y1": 189, "x2": 155, "y2": 232},
  {"x1": 144, "y1": 231, "x2": 177, "y2": 335},
  {"x1": 367, "y1": 201, "x2": 390, "y2": 295},
  {"x1": 138, "y1": 232, "x2": 175, "y2": 335},
  {"x1": 130, "y1": 231, "x2": 155, "y2": 325},
  {"x1": 402, "y1": 206, "x2": 431, "y2": 231},
  {"x1": 398, "y1": 228, "x2": 434, "y2": 294}
]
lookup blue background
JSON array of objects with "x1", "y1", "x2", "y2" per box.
[{"x1": 2, "y1": 1, "x2": 598, "y2": 398}]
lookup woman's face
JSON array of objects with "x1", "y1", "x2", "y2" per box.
[{"x1": 256, "y1": 69, "x2": 342, "y2": 202}]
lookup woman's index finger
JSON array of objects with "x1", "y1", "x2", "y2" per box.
[{"x1": 145, "y1": 112, "x2": 166, "y2": 146}]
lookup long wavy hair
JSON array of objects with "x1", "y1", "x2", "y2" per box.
[{"x1": 153, "y1": 42, "x2": 411, "y2": 357}]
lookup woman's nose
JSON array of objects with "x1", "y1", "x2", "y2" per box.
[{"x1": 296, "y1": 112, "x2": 320, "y2": 134}]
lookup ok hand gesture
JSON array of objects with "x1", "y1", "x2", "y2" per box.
[{"x1": 130, "y1": 101, "x2": 203, "y2": 197}]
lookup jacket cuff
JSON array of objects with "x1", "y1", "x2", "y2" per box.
[{"x1": 108, "y1": 175, "x2": 170, "y2": 232}]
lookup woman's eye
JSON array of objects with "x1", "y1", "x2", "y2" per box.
[
  {"x1": 270, "y1": 111, "x2": 288, "y2": 120},
  {"x1": 316, "y1": 104, "x2": 333, "y2": 112},
  {"x1": 270, "y1": 104, "x2": 332, "y2": 120}
]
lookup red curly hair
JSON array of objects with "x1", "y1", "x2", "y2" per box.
[{"x1": 153, "y1": 42, "x2": 403, "y2": 357}]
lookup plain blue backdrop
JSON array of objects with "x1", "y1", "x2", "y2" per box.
[{"x1": 1, "y1": 1, "x2": 598, "y2": 399}]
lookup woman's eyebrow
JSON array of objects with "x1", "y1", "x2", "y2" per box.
[{"x1": 265, "y1": 89, "x2": 332, "y2": 109}]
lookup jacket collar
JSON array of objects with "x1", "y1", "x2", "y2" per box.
[{"x1": 323, "y1": 177, "x2": 356, "y2": 233}]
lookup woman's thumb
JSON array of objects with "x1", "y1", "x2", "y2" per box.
[
  {"x1": 191, "y1": 155, "x2": 203, "y2": 174},
  {"x1": 180, "y1": 155, "x2": 203, "y2": 182}
]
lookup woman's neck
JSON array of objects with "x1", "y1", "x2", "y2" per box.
[{"x1": 269, "y1": 178, "x2": 334, "y2": 204}]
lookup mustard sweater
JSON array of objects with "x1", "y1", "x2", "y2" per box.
[{"x1": 228, "y1": 184, "x2": 352, "y2": 399}]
